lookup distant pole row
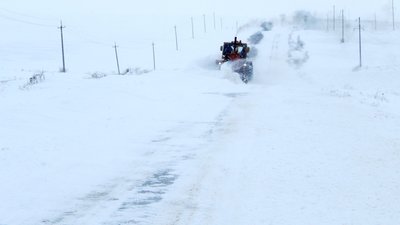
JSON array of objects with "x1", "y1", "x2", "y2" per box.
[
  {"x1": 50, "y1": 14, "x2": 260, "y2": 73},
  {"x1": 328, "y1": 1, "x2": 397, "y2": 32},
  {"x1": 325, "y1": 2, "x2": 398, "y2": 68}
]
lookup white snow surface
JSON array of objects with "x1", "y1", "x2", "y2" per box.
[{"x1": 1, "y1": 14, "x2": 400, "y2": 225}]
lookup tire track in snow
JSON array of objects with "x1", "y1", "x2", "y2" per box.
[
  {"x1": 269, "y1": 34, "x2": 281, "y2": 62},
  {"x1": 163, "y1": 94, "x2": 249, "y2": 225},
  {"x1": 39, "y1": 93, "x2": 245, "y2": 225}
]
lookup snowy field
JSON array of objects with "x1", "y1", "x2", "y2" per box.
[{"x1": 1, "y1": 9, "x2": 400, "y2": 225}]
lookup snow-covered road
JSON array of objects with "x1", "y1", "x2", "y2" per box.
[{"x1": 1, "y1": 18, "x2": 400, "y2": 225}]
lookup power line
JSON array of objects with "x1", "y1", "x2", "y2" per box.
[
  {"x1": 0, "y1": 7, "x2": 57, "y2": 22},
  {"x1": 67, "y1": 27, "x2": 112, "y2": 47},
  {"x1": 0, "y1": 13, "x2": 55, "y2": 28}
]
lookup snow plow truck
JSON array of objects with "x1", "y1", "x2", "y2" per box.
[{"x1": 217, "y1": 37, "x2": 253, "y2": 83}]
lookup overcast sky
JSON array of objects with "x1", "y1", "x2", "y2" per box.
[{"x1": 0, "y1": 0, "x2": 396, "y2": 19}]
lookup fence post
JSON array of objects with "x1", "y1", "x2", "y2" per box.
[{"x1": 58, "y1": 21, "x2": 66, "y2": 73}]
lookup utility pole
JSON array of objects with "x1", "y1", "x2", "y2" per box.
[
  {"x1": 174, "y1": 26, "x2": 179, "y2": 51},
  {"x1": 213, "y1": 12, "x2": 216, "y2": 30},
  {"x1": 327, "y1": 14, "x2": 330, "y2": 31},
  {"x1": 152, "y1": 42, "x2": 156, "y2": 70},
  {"x1": 203, "y1": 14, "x2": 206, "y2": 33},
  {"x1": 333, "y1": 5, "x2": 336, "y2": 31},
  {"x1": 191, "y1": 17, "x2": 195, "y2": 39},
  {"x1": 58, "y1": 21, "x2": 66, "y2": 73},
  {"x1": 358, "y1": 17, "x2": 362, "y2": 67},
  {"x1": 113, "y1": 42, "x2": 121, "y2": 75},
  {"x1": 341, "y1": 10, "x2": 345, "y2": 43},
  {"x1": 392, "y1": 0, "x2": 396, "y2": 30}
]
